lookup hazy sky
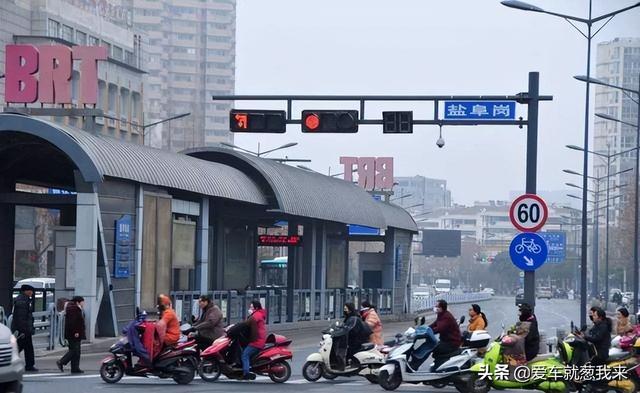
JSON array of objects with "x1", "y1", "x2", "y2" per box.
[{"x1": 232, "y1": 0, "x2": 640, "y2": 205}]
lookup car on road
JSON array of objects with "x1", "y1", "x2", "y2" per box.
[
  {"x1": 515, "y1": 289, "x2": 525, "y2": 306},
  {"x1": 0, "y1": 322, "x2": 24, "y2": 393},
  {"x1": 482, "y1": 287, "x2": 495, "y2": 296},
  {"x1": 537, "y1": 287, "x2": 552, "y2": 299}
]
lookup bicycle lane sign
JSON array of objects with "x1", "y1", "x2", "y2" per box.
[{"x1": 509, "y1": 232, "x2": 548, "y2": 271}]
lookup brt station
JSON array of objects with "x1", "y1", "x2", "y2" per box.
[{"x1": 0, "y1": 113, "x2": 417, "y2": 340}]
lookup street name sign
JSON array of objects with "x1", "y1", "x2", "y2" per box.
[
  {"x1": 444, "y1": 101, "x2": 516, "y2": 120},
  {"x1": 538, "y1": 231, "x2": 566, "y2": 263}
]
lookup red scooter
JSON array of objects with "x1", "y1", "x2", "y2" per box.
[
  {"x1": 198, "y1": 332, "x2": 293, "y2": 383},
  {"x1": 100, "y1": 319, "x2": 199, "y2": 385}
]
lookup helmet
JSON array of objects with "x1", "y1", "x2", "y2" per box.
[{"x1": 157, "y1": 294, "x2": 171, "y2": 308}]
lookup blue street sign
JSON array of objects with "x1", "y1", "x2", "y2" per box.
[
  {"x1": 444, "y1": 101, "x2": 516, "y2": 120},
  {"x1": 509, "y1": 232, "x2": 548, "y2": 271},
  {"x1": 114, "y1": 215, "x2": 132, "y2": 278},
  {"x1": 538, "y1": 231, "x2": 566, "y2": 263},
  {"x1": 349, "y1": 225, "x2": 380, "y2": 235}
]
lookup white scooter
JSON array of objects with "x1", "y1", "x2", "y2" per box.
[
  {"x1": 378, "y1": 316, "x2": 491, "y2": 392},
  {"x1": 303, "y1": 320, "x2": 401, "y2": 383}
]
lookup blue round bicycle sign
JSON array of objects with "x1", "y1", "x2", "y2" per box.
[{"x1": 509, "y1": 232, "x2": 548, "y2": 271}]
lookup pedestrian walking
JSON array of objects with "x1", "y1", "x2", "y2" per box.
[
  {"x1": 11, "y1": 284, "x2": 37, "y2": 372},
  {"x1": 56, "y1": 296, "x2": 86, "y2": 373}
]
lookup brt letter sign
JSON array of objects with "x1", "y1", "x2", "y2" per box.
[{"x1": 509, "y1": 194, "x2": 548, "y2": 233}]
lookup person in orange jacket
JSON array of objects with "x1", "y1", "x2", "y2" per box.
[
  {"x1": 360, "y1": 300, "x2": 383, "y2": 346},
  {"x1": 156, "y1": 294, "x2": 180, "y2": 348}
]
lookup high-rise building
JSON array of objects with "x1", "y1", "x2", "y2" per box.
[
  {"x1": 593, "y1": 37, "x2": 640, "y2": 215},
  {"x1": 393, "y1": 176, "x2": 452, "y2": 213},
  {"x1": 0, "y1": 0, "x2": 145, "y2": 143},
  {"x1": 132, "y1": 0, "x2": 236, "y2": 151}
]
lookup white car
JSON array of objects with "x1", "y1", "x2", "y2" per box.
[
  {"x1": 482, "y1": 288, "x2": 495, "y2": 296},
  {"x1": 0, "y1": 323, "x2": 24, "y2": 392}
]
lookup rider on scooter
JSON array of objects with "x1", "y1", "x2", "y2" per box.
[
  {"x1": 240, "y1": 300, "x2": 267, "y2": 380},
  {"x1": 340, "y1": 303, "x2": 370, "y2": 369},
  {"x1": 518, "y1": 303, "x2": 540, "y2": 361},
  {"x1": 577, "y1": 307, "x2": 612, "y2": 365},
  {"x1": 185, "y1": 295, "x2": 225, "y2": 351},
  {"x1": 429, "y1": 300, "x2": 462, "y2": 370},
  {"x1": 157, "y1": 294, "x2": 180, "y2": 348}
]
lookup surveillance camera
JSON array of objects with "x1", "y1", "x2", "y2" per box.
[{"x1": 436, "y1": 137, "x2": 445, "y2": 148}]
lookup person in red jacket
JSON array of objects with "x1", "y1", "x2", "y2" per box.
[
  {"x1": 56, "y1": 296, "x2": 86, "y2": 374},
  {"x1": 429, "y1": 299, "x2": 462, "y2": 370},
  {"x1": 241, "y1": 300, "x2": 267, "y2": 380}
]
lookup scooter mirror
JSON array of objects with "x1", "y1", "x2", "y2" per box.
[{"x1": 459, "y1": 316, "x2": 466, "y2": 324}]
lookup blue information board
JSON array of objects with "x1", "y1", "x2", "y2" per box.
[
  {"x1": 509, "y1": 232, "x2": 548, "y2": 271},
  {"x1": 444, "y1": 101, "x2": 516, "y2": 120},
  {"x1": 114, "y1": 215, "x2": 132, "y2": 278},
  {"x1": 538, "y1": 231, "x2": 566, "y2": 263}
]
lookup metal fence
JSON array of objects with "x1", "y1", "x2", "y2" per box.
[
  {"x1": 170, "y1": 288, "x2": 394, "y2": 325},
  {"x1": 4, "y1": 303, "x2": 64, "y2": 350},
  {"x1": 412, "y1": 292, "x2": 493, "y2": 313}
]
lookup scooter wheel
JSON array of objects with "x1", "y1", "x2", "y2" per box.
[
  {"x1": 468, "y1": 373, "x2": 490, "y2": 393},
  {"x1": 172, "y1": 357, "x2": 196, "y2": 385},
  {"x1": 269, "y1": 360, "x2": 291, "y2": 383},
  {"x1": 302, "y1": 361, "x2": 323, "y2": 382},
  {"x1": 198, "y1": 359, "x2": 222, "y2": 382},
  {"x1": 100, "y1": 360, "x2": 124, "y2": 384},
  {"x1": 379, "y1": 368, "x2": 401, "y2": 391}
]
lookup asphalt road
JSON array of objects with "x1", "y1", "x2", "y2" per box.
[{"x1": 21, "y1": 297, "x2": 580, "y2": 393}]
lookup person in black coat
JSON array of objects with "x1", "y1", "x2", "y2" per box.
[
  {"x1": 341, "y1": 303, "x2": 369, "y2": 365},
  {"x1": 579, "y1": 307, "x2": 612, "y2": 365},
  {"x1": 518, "y1": 303, "x2": 540, "y2": 361},
  {"x1": 11, "y1": 284, "x2": 37, "y2": 371},
  {"x1": 57, "y1": 296, "x2": 86, "y2": 373}
]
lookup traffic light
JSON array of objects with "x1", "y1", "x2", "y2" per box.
[
  {"x1": 301, "y1": 110, "x2": 359, "y2": 133},
  {"x1": 383, "y1": 111, "x2": 413, "y2": 134},
  {"x1": 229, "y1": 109, "x2": 286, "y2": 133}
]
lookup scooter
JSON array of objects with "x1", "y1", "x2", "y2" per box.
[
  {"x1": 100, "y1": 317, "x2": 199, "y2": 385},
  {"x1": 198, "y1": 332, "x2": 293, "y2": 383},
  {"x1": 302, "y1": 320, "x2": 403, "y2": 383},
  {"x1": 378, "y1": 316, "x2": 492, "y2": 392},
  {"x1": 562, "y1": 330, "x2": 640, "y2": 393},
  {"x1": 466, "y1": 325, "x2": 568, "y2": 393}
]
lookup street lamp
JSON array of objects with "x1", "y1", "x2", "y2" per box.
[
  {"x1": 220, "y1": 141, "x2": 298, "y2": 157},
  {"x1": 503, "y1": 0, "x2": 640, "y2": 328},
  {"x1": 103, "y1": 112, "x2": 191, "y2": 145},
  {"x1": 573, "y1": 75, "x2": 640, "y2": 312}
]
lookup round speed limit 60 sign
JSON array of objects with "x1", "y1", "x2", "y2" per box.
[{"x1": 509, "y1": 194, "x2": 548, "y2": 232}]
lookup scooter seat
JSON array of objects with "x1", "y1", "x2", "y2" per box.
[
  {"x1": 361, "y1": 343, "x2": 375, "y2": 351},
  {"x1": 529, "y1": 353, "x2": 554, "y2": 363}
]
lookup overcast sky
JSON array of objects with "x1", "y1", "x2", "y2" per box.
[{"x1": 232, "y1": 0, "x2": 640, "y2": 205}]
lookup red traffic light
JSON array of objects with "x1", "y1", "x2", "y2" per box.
[
  {"x1": 229, "y1": 110, "x2": 286, "y2": 133},
  {"x1": 304, "y1": 113, "x2": 320, "y2": 130},
  {"x1": 301, "y1": 110, "x2": 359, "y2": 133}
]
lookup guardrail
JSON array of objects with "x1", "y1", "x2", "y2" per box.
[
  {"x1": 412, "y1": 292, "x2": 493, "y2": 313},
  {"x1": 170, "y1": 288, "x2": 394, "y2": 325},
  {"x1": 3, "y1": 303, "x2": 64, "y2": 351}
]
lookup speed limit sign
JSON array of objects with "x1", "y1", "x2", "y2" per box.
[{"x1": 509, "y1": 194, "x2": 548, "y2": 232}]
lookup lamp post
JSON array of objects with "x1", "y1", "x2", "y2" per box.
[
  {"x1": 566, "y1": 145, "x2": 635, "y2": 302},
  {"x1": 220, "y1": 141, "x2": 297, "y2": 157},
  {"x1": 575, "y1": 74, "x2": 640, "y2": 313},
  {"x1": 502, "y1": 0, "x2": 640, "y2": 328}
]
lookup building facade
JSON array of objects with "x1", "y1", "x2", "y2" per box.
[
  {"x1": 132, "y1": 0, "x2": 236, "y2": 151},
  {"x1": 1, "y1": 0, "x2": 145, "y2": 143},
  {"x1": 593, "y1": 37, "x2": 640, "y2": 213},
  {"x1": 393, "y1": 175, "x2": 452, "y2": 214}
]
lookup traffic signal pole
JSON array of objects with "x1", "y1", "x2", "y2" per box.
[{"x1": 214, "y1": 72, "x2": 552, "y2": 316}]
